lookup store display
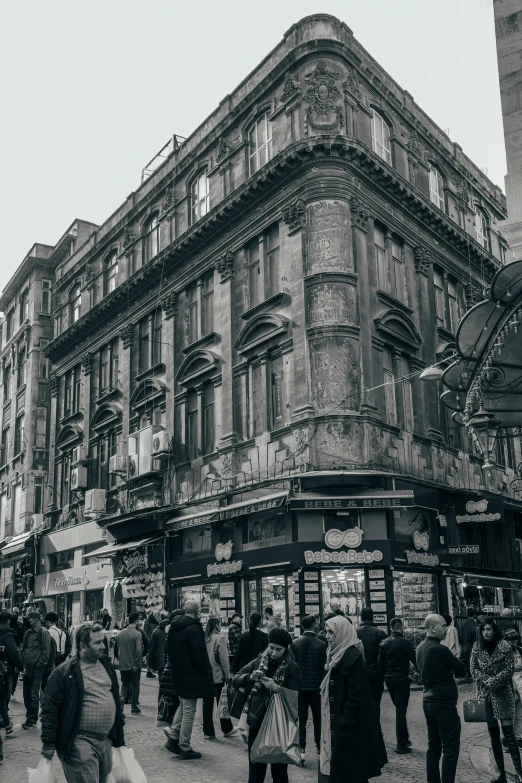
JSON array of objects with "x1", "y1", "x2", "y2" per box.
[
  {"x1": 393, "y1": 572, "x2": 436, "y2": 630},
  {"x1": 322, "y1": 568, "x2": 365, "y2": 625},
  {"x1": 116, "y1": 571, "x2": 165, "y2": 615}
]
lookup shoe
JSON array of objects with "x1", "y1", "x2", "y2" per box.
[
  {"x1": 300, "y1": 749, "x2": 306, "y2": 767},
  {"x1": 5, "y1": 723, "x2": 21, "y2": 737},
  {"x1": 179, "y1": 750, "x2": 202, "y2": 760},
  {"x1": 203, "y1": 734, "x2": 216, "y2": 740},
  {"x1": 405, "y1": 739, "x2": 412, "y2": 747},
  {"x1": 490, "y1": 773, "x2": 507, "y2": 783},
  {"x1": 22, "y1": 721, "x2": 36, "y2": 730},
  {"x1": 131, "y1": 707, "x2": 141, "y2": 714},
  {"x1": 146, "y1": 672, "x2": 156, "y2": 678},
  {"x1": 165, "y1": 738, "x2": 181, "y2": 755},
  {"x1": 395, "y1": 744, "x2": 412, "y2": 754},
  {"x1": 223, "y1": 728, "x2": 238, "y2": 738}
]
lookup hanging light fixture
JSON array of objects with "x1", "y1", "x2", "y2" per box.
[{"x1": 467, "y1": 406, "x2": 500, "y2": 470}]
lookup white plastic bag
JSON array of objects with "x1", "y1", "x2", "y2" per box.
[
  {"x1": 28, "y1": 757, "x2": 55, "y2": 783},
  {"x1": 111, "y1": 746, "x2": 147, "y2": 783}
]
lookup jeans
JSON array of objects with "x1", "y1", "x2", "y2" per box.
[
  {"x1": 368, "y1": 678, "x2": 385, "y2": 721},
  {"x1": 203, "y1": 682, "x2": 233, "y2": 736},
  {"x1": 119, "y1": 668, "x2": 141, "y2": 709},
  {"x1": 23, "y1": 667, "x2": 44, "y2": 723},
  {"x1": 298, "y1": 690, "x2": 321, "y2": 750},
  {"x1": 172, "y1": 697, "x2": 198, "y2": 752},
  {"x1": 248, "y1": 722, "x2": 288, "y2": 783},
  {"x1": 423, "y1": 701, "x2": 461, "y2": 783},
  {"x1": 459, "y1": 651, "x2": 471, "y2": 679},
  {"x1": 0, "y1": 676, "x2": 10, "y2": 729},
  {"x1": 59, "y1": 733, "x2": 112, "y2": 783},
  {"x1": 386, "y1": 676, "x2": 411, "y2": 745}
]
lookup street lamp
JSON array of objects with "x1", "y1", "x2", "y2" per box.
[{"x1": 466, "y1": 406, "x2": 500, "y2": 471}]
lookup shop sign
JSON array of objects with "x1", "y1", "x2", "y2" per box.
[
  {"x1": 448, "y1": 545, "x2": 480, "y2": 555},
  {"x1": 370, "y1": 591, "x2": 386, "y2": 600},
  {"x1": 371, "y1": 602, "x2": 387, "y2": 611},
  {"x1": 215, "y1": 495, "x2": 287, "y2": 521},
  {"x1": 369, "y1": 569, "x2": 385, "y2": 579},
  {"x1": 374, "y1": 614, "x2": 387, "y2": 624},
  {"x1": 207, "y1": 540, "x2": 243, "y2": 578},
  {"x1": 304, "y1": 528, "x2": 384, "y2": 565},
  {"x1": 112, "y1": 544, "x2": 163, "y2": 578},
  {"x1": 170, "y1": 512, "x2": 216, "y2": 531},
  {"x1": 455, "y1": 496, "x2": 503, "y2": 525},
  {"x1": 404, "y1": 530, "x2": 439, "y2": 567},
  {"x1": 370, "y1": 580, "x2": 385, "y2": 589},
  {"x1": 292, "y1": 492, "x2": 414, "y2": 510},
  {"x1": 36, "y1": 563, "x2": 112, "y2": 596}
]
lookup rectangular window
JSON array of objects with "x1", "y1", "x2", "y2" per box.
[
  {"x1": 187, "y1": 390, "x2": 198, "y2": 460},
  {"x1": 100, "y1": 345, "x2": 110, "y2": 392},
  {"x1": 64, "y1": 366, "x2": 81, "y2": 416},
  {"x1": 12, "y1": 483, "x2": 21, "y2": 534},
  {"x1": 374, "y1": 227, "x2": 387, "y2": 292},
  {"x1": 0, "y1": 493, "x2": 6, "y2": 541},
  {"x1": 111, "y1": 339, "x2": 119, "y2": 389},
  {"x1": 1, "y1": 426, "x2": 8, "y2": 465},
  {"x1": 269, "y1": 355, "x2": 284, "y2": 430},
  {"x1": 5, "y1": 310, "x2": 14, "y2": 343},
  {"x1": 202, "y1": 274, "x2": 214, "y2": 336},
  {"x1": 251, "y1": 363, "x2": 264, "y2": 436},
  {"x1": 39, "y1": 339, "x2": 49, "y2": 379},
  {"x1": 138, "y1": 316, "x2": 151, "y2": 375},
  {"x1": 382, "y1": 348, "x2": 397, "y2": 426},
  {"x1": 433, "y1": 270, "x2": 445, "y2": 327},
  {"x1": 97, "y1": 432, "x2": 117, "y2": 490},
  {"x1": 188, "y1": 284, "x2": 199, "y2": 344},
  {"x1": 17, "y1": 349, "x2": 26, "y2": 388},
  {"x1": 35, "y1": 407, "x2": 47, "y2": 449},
  {"x1": 266, "y1": 226, "x2": 280, "y2": 298},
  {"x1": 203, "y1": 383, "x2": 215, "y2": 454},
  {"x1": 152, "y1": 309, "x2": 162, "y2": 366},
  {"x1": 2, "y1": 363, "x2": 10, "y2": 403},
  {"x1": 400, "y1": 356, "x2": 414, "y2": 432},
  {"x1": 14, "y1": 413, "x2": 24, "y2": 455},
  {"x1": 448, "y1": 280, "x2": 461, "y2": 334},
  {"x1": 34, "y1": 476, "x2": 44, "y2": 515},
  {"x1": 19, "y1": 290, "x2": 29, "y2": 324},
  {"x1": 41, "y1": 280, "x2": 52, "y2": 314},
  {"x1": 391, "y1": 239, "x2": 405, "y2": 303},
  {"x1": 247, "y1": 239, "x2": 262, "y2": 309},
  {"x1": 61, "y1": 452, "x2": 73, "y2": 508}
]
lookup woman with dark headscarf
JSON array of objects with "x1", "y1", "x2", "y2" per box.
[
  {"x1": 471, "y1": 619, "x2": 522, "y2": 782},
  {"x1": 319, "y1": 615, "x2": 387, "y2": 783}
]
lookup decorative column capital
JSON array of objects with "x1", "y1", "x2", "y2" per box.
[
  {"x1": 84, "y1": 263, "x2": 96, "y2": 288},
  {"x1": 414, "y1": 246, "x2": 432, "y2": 275},
  {"x1": 349, "y1": 196, "x2": 370, "y2": 232},
  {"x1": 119, "y1": 323, "x2": 135, "y2": 349},
  {"x1": 216, "y1": 137, "x2": 231, "y2": 163},
  {"x1": 282, "y1": 199, "x2": 306, "y2": 235},
  {"x1": 50, "y1": 373, "x2": 60, "y2": 397},
  {"x1": 160, "y1": 291, "x2": 178, "y2": 319},
  {"x1": 216, "y1": 251, "x2": 235, "y2": 283},
  {"x1": 81, "y1": 352, "x2": 94, "y2": 375},
  {"x1": 407, "y1": 131, "x2": 422, "y2": 158},
  {"x1": 122, "y1": 225, "x2": 134, "y2": 257},
  {"x1": 162, "y1": 185, "x2": 175, "y2": 215},
  {"x1": 51, "y1": 293, "x2": 62, "y2": 317}
]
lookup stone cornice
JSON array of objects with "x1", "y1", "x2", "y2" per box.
[{"x1": 44, "y1": 136, "x2": 503, "y2": 363}]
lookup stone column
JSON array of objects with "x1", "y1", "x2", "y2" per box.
[
  {"x1": 46, "y1": 373, "x2": 60, "y2": 511},
  {"x1": 216, "y1": 251, "x2": 236, "y2": 449},
  {"x1": 160, "y1": 292, "x2": 178, "y2": 438},
  {"x1": 350, "y1": 197, "x2": 375, "y2": 412}
]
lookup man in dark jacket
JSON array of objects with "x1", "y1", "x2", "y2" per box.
[
  {"x1": 417, "y1": 613, "x2": 466, "y2": 783},
  {"x1": 20, "y1": 610, "x2": 51, "y2": 729},
  {"x1": 143, "y1": 611, "x2": 159, "y2": 678},
  {"x1": 378, "y1": 617, "x2": 417, "y2": 754},
  {"x1": 459, "y1": 607, "x2": 477, "y2": 680},
  {"x1": 356, "y1": 607, "x2": 387, "y2": 719},
  {"x1": 233, "y1": 612, "x2": 268, "y2": 673},
  {"x1": 167, "y1": 600, "x2": 216, "y2": 760},
  {"x1": 40, "y1": 622, "x2": 125, "y2": 783},
  {"x1": 0, "y1": 611, "x2": 23, "y2": 736},
  {"x1": 149, "y1": 611, "x2": 169, "y2": 679},
  {"x1": 291, "y1": 614, "x2": 326, "y2": 759}
]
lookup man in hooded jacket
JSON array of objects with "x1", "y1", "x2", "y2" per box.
[
  {"x1": 148, "y1": 611, "x2": 169, "y2": 679},
  {"x1": 167, "y1": 600, "x2": 216, "y2": 760}
]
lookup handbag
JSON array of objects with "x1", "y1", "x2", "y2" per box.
[
  {"x1": 463, "y1": 686, "x2": 488, "y2": 723},
  {"x1": 250, "y1": 688, "x2": 300, "y2": 766},
  {"x1": 217, "y1": 684, "x2": 231, "y2": 719},
  {"x1": 229, "y1": 680, "x2": 248, "y2": 719}
]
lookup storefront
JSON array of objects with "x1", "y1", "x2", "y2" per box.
[
  {"x1": 0, "y1": 532, "x2": 36, "y2": 610},
  {"x1": 35, "y1": 561, "x2": 113, "y2": 626}
]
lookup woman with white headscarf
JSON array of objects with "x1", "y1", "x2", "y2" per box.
[{"x1": 319, "y1": 616, "x2": 387, "y2": 783}]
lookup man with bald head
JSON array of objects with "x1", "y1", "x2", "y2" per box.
[
  {"x1": 416, "y1": 614, "x2": 466, "y2": 783},
  {"x1": 167, "y1": 601, "x2": 216, "y2": 760}
]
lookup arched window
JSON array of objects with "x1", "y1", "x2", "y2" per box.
[
  {"x1": 370, "y1": 109, "x2": 391, "y2": 165},
  {"x1": 145, "y1": 215, "x2": 160, "y2": 262},
  {"x1": 248, "y1": 113, "x2": 273, "y2": 176},
  {"x1": 70, "y1": 284, "x2": 81, "y2": 324},
  {"x1": 474, "y1": 208, "x2": 489, "y2": 249},
  {"x1": 105, "y1": 251, "x2": 118, "y2": 294},
  {"x1": 190, "y1": 171, "x2": 209, "y2": 224},
  {"x1": 429, "y1": 165, "x2": 445, "y2": 212}
]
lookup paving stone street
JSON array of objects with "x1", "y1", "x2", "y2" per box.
[{"x1": 1, "y1": 678, "x2": 500, "y2": 783}]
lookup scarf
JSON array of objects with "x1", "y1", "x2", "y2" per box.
[
  {"x1": 319, "y1": 617, "x2": 361, "y2": 776},
  {"x1": 242, "y1": 648, "x2": 290, "y2": 717}
]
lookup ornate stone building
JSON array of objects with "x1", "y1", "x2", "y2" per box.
[{"x1": 39, "y1": 15, "x2": 521, "y2": 631}]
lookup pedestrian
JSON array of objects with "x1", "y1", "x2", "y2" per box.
[
  {"x1": 497, "y1": 608, "x2": 518, "y2": 635},
  {"x1": 20, "y1": 609, "x2": 51, "y2": 729},
  {"x1": 203, "y1": 616, "x2": 237, "y2": 739},
  {"x1": 234, "y1": 612, "x2": 268, "y2": 673},
  {"x1": 356, "y1": 607, "x2": 387, "y2": 720},
  {"x1": 100, "y1": 608, "x2": 112, "y2": 631},
  {"x1": 9, "y1": 608, "x2": 25, "y2": 646},
  {"x1": 291, "y1": 614, "x2": 326, "y2": 764},
  {"x1": 329, "y1": 601, "x2": 345, "y2": 618},
  {"x1": 318, "y1": 615, "x2": 387, "y2": 783},
  {"x1": 502, "y1": 628, "x2": 522, "y2": 747},
  {"x1": 234, "y1": 627, "x2": 301, "y2": 783},
  {"x1": 227, "y1": 613, "x2": 243, "y2": 671},
  {"x1": 40, "y1": 621, "x2": 125, "y2": 783},
  {"x1": 0, "y1": 610, "x2": 22, "y2": 737},
  {"x1": 167, "y1": 600, "x2": 216, "y2": 760},
  {"x1": 471, "y1": 618, "x2": 522, "y2": 782},
  {"x1": 149, "y1": 610, "x2": 169, "y2": 680},
  {"x1": 116, "y1": 612, "x2": 143, "y2": 715},
  {"x1": 416, "y1": 613, "x2": 466, "y2": 783},
  {"x1": 144, "y1": 610, "x2": 160, "y2": 678},
  {"x1": 441, "y1": 614, "x2": 460, "y2": 658},
  {"x1": 378, "y1": 616, "x2": 417, "y2": 754},
  {"x1": 263, "y1": 605, "x2": 282, "y2": 633},
  {"x1": 459, "y1": 607, "x2": 477, "y2": 681},
  {"x1": 45, "y1": 612, "x2": 70, "y2": 666}
]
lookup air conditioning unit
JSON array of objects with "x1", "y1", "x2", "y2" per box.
[
  {"x1": 71, "y1": 466, "x2": 88, "y2": 490},
  {"x1": 152, "y1": 430, "x2": 171, "y2": 457},
  {"x1": 72, "y1": 445, "x2": 85, "y2": 465},
  {"x1": 85, "y1": 489, "x2": 106, "y2": 514},
  {"x1": 30, "y1": 514, "x2": 44, "y2": 530},
  {"x1": 126, "y1": 426, "x2": 161, "y2": 478},
  {"x1": 109, "y1": 455, "x2": 125, "y2": 474}
]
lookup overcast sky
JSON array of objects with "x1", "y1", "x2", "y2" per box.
[{"x1": 0, "y1": 0, "x2": 504, "y2": 291}]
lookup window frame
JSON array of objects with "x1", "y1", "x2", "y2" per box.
[
  {"x1": 474, "y1": 208, "x2": 489, "y2": 249},
  {"x1": 145, "y1": 214, "x2": 160, "y2": 262},
  {"x1": 64, "y1": 365, "x2": 81, "y2": 417},
  {"x1": 39, "y1": 339, "x2": 50, "y2": 379},
  {"x1": 202, "y1": 382, "x2": 215, "y2": 454},
  {"x1": 248, "y1": 113, "x2": 273, "y2": 176},
  {"x1": 17, "y1": 347, "x2": 26, "y2": 389},
  {"x1": 14, "y1": 412, "x2": 25, "y2": 455},
  {"x1": 429, "y1": 165, "x2": 445, "y2": 212},
  {"x1": 246, "y1": 224, "x2": 281, "y2": 309},
  {"x1": 41, "y1": 279, "x2": 52, "y2": 314},
  {"x1": 371, "y1": 109, "x2": 392, "y2": 165},
  {"x1": 190, "y1": 171, "x2": 210, "y2": 224},
  {"x1": 382, "y1": 347, "x2": 397, "y2": 427},
  {"x1": 104, "y1": 251, "x2": 118, "y2": 295},
  {"x1": 5, "y1": 310, "x2": 14, "y2": 343},
  {"x1": 19, "y1": 289, "x2": 29, "y2": 324},
  {"x1": 70, "y1": 284, "x2": 82, "y2": 324}
]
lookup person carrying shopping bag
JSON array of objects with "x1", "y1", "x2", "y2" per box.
[
  {"x1": 233, "y1": 627, "x2": 301, "y2": 783},
  {"x1": 203, "y1": 616, "x2": 238, "y2": 739},
  {"x1": 319, "y1": 615, "x2": 387, "y2": 783},
  {"x1": 502, "y1": 627, "x2": 522, "y2": 749}
]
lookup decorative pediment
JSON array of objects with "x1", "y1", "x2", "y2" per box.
[
  {"x1": 234, "y1": 314, "x2": 289, "y2": 355},
  {"x1": 56, "y1": 424, "x2": 83, "y2": 450},
  {"x1": 90, "y1": 403, "x2": 122, "y2": 431},
  {"x1": 130, "y1": 379, "x2": 166, "y2": 410},
  {"x1": 176, "y1": 350, "x2": 220, "y2": 386},
  {"x1": 374, "y1": 309, "x2": 422, "y2": 349}
]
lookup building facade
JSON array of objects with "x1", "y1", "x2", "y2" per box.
[{"x1": 38, "y1": 14, "x2": 521, "y2": 633}]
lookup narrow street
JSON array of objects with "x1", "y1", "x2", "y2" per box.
[{"x1": 2, "y1": 679, "x2": 496, "y2": 783}]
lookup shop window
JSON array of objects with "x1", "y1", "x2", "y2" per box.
[
  {"x1": 174, "y1": 583, "x2": 221, "y2": 623},
  {"x1": 322, "y1": 569, "x2": 366, "y2": 624},
  {"x1": 246, "y1": 225, "x2": 280, "y2": 310},
  {"x1": 41, "y1": 279, "x2": 51, "y2": 314},
  {"x1": 247, "y1": 512, "x2": 287, "y2": 544},
  {"x1": 248, "y1": 113, "x2": 273, "y2": 176},
  {"x1": 85, "y1": 589, "x2": 104, "y2": 622},
  {"x1": 371, "y1": 109, "x2": 392, "y2": 165},
  {"x1": 393, "y1": 507, "x2": 431, "y2": 543},
  {"x1": 182, "y1": 527, "x2": 212, "y2": 555},
  {"x1": 393, "y1": 571, "x2": 437, "y2": 633},
  {"x1": 382, "y1": 348, "x2": 397, "y2": 426},
  {"x1": 50, "y1": 549, "x2": 75, "y2": 571}
]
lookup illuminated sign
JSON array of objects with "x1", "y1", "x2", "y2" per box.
[
  {"x1": 304, "y1": 527, "x2": 383, "y2": 565},
  {"x1": 455, "y1": 496, "x2": 503, "y2": 525},
  {"x1": 207, "y1": 540, "x2": 243, "y2": 578},
  {"x1": 292, "y1": 492, "x2": 414, "y2": 510}
]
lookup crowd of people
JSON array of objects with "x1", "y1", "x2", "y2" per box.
[{"x1": 0, "y1": 601, "x2": 522, "y2": 782}]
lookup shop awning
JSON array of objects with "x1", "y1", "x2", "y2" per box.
[
  {"x1": 82, "y1": 536, "x2": 162, "y2": 559},
  {"x1": 168, "y1": 492, "x2": 289, "y2": 530},
  {"x1": 0, "y1": 531, "x2": 35, "y2": 558},
  {"x1": 446, "y1": 571, "x2": 522, "y2": 590},
  {"x1": 290, "y1": 490, "x2": 415, "y2": 510}
]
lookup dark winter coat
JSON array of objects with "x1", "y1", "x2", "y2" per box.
[
  {"x1": 149, "y1": 619, "x2": 169, "y2": 672},
  {"x1": 167, "y1": 614, "x2": 216, "y2": 699},
  {"x1": 233, "y1": 628, "x2": 268, "y2": 673},
  {"x1": 356, "y1": 622, "x2": 387, "y2": 681},
  {"x1": 471, "y1": 639, "x2": 515, "y2": 721},
  {"x1": 322, "y1": 646, "x2": 388, "y2": 783},
  {"x1": 0, "y1": 623, "x2": 23, "y2": 674},
  {"x1": 41, "y1": 656, "x2": 125, "y2": 757},
  {"x1": 291, "y1": 632, "x2": 327, "y2": 691},
  {"x1": 233, "y1": 651, "x2": 302, "y2": 730},
  {"x1": 378, "y1": 632, "x2": 417, "y2": 680},
  {"x1": 158, "y1": 659, "x2": 177, "y2": 700},
  {"x1": 143, "y1": 613, "x2": 159, "y2": 641},
  {"x1": 9, "y1": 616, "x2": 25, "y2": 647},
  {"x1": 460, "y1": 617, "x2": 478, "y2": 653}
]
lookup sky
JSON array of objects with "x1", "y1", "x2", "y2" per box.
[{"x1": 0, "y1": 0, "x2": 505, "y2": 291}]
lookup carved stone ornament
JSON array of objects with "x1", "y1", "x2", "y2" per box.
[
  {"x1": 216, "y1": 251, "x2": 235, "y2": 283},
  {"x1": 216, "y1": 137, "x2": 231, "y2": 163},
  {"x1": 280, "y1": 71, "x2": 300, "y2": 104},
  {"x1": 160, "y1": 291, "x2": 178, "y2": 319},
  {"x1": 303, "y1": 60, "x2": 343, "y2": 135},
  {"x1": 51, "y1": 293, "x2": 62, "y2": 317},
  {"x1": 81, "y1": 352, "x2": 94, "y2": 375},
  {"x1": 282, "y1": 199, "x2": 306, "y2": 233},
  {"x1": 119, "y1": 323, "x2": 135, "y2": 349},
  {"x1": 342, "y1": 70, "x2": 362, "y2": 102},
  {"x1": 123, "y1": 225, "x2": 134, "y2": 256},
  {"x1": 84, "y1": 263, "x2": 95, "y2": 285},
  {"x1": 465, "y1": 283, "x2": 482, "y2": 308},
  {"x1": 457, "y1": 182, "x2": 469, "y2": 206},
  {"x1": 349, "y1": 196, "x2": 370, "y2": 231},
  {"x1": 50, "y1": 373, "x2": 60, "y2": 397},
  {"x1": 407, "y1": 130, "x2": 422, "y2": 158},
  {"x1": 162, "y1": 186, "x2": 174, "y2": 214},
  {"x1": 414, "y1": 246, "x2": 432, "y2": 275}
]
